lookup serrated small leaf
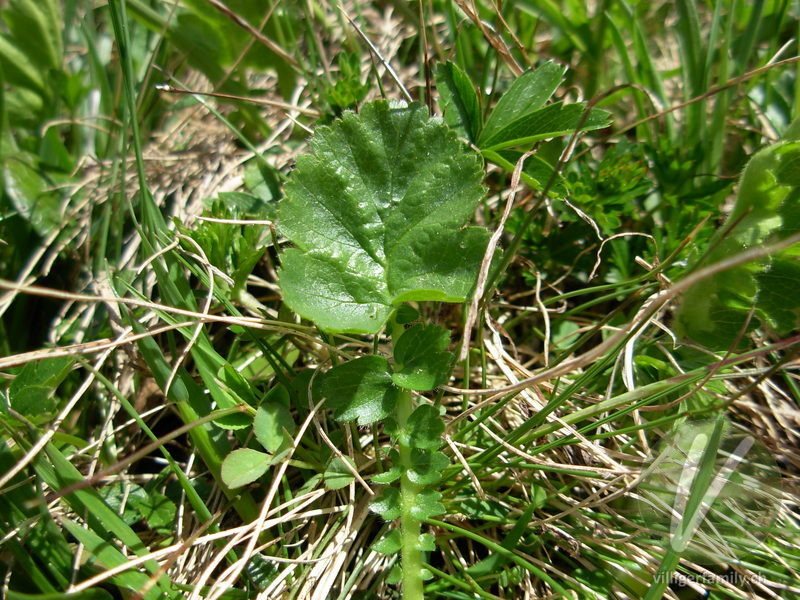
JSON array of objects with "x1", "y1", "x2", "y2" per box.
[
  {"x1": 479, "y1": 102, "x2": 611, "y2": 151},
  {"x1": 435, "y1": 61, "x2": 481, "y2": 142},
  {"x1": 9, "y1": 356, "x2": 74, "y2": 416},
  {"x1": 371, "y1": 486, "x2": 401, "y2": 520},
  {"x1": 392, "y1": 324, "x2": 453, "y2": 391},
  {"x1": 221, "y1": 449, "x2": 270, "y2": 489},
  {"x1": 480, "y1": 62, "x2": 566, "y2": 144},
  {"x1": 418, "y1": 532, "x2": 436, "y2": 551},
  {"x1": 277, "y1": 100, "x2": 489, "y2": 334},
  {"x1": 324, "y1": 456, "x2": 356, "y2": 490},
  {"x1": 254, "y1": 385, "x2": 296, "y2": 453},
  {"x1": 407, "y1": 449, "x2": 449, "y2": 486},
  {"x1": 372, "y1": 529, "x2": 402, "y2": 554},
  {"x1": 372, "y1": 463, "x2": 402, "y2": 484},
  {"x1": 411, "y1": 489, "x2": 446, "y2": 519},
  {"x1": 98, "y1": 482, "x2": 147, "y2": 526},
  {"x1": 387, "y1": 564, "x2": 403, "y2": 584},
  {"x1": 3, "y1": 153, "x2": 63, "y2": 236},
  {"x1": 320, "y1": 355, "x2": 399, "y2": 426},
  {"x1": 406, "y1": 404, "x2": 445, "y2": 449},
  {"x1": 129, "y1": 490, "x2": 177, "y2": 530}
]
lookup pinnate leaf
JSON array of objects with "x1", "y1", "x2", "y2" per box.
[
  {"x1": 320, "y1": 355, "x2": 399, "y2": 426},
  {"x1": 392, "y1": 324, "x2": 453, "y2": 390},
  {"x1": 277, "y1": 100, "x2": 488, "y2": 334}
]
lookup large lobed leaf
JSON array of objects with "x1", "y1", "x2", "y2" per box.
[
  {"x1": 278, "y1": 101, "x2": 488, "y2": 333},
  {"x1": 675, "y1": 119, "x2": 800, "y2": 348}
]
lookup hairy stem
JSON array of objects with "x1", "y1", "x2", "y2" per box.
[
  {"x1": 397, "y1": 387, "x2": 424, "y2": 600},
  {"x1": 391, "y1": 316, "x2": 424, "y2": 600}
]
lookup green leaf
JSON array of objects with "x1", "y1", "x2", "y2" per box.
[
  {"x1": 392, "y1": 324, "x2": 453, "y2": 391},
  {"x1": 324, "y1": 456, "x2": 356, "y2": 490},
  {"x1": 3, "y1": 154, "x2": 63, "y2": 236},
  {"x1": 211, "y1": 364, "x2": 256, "y2": 430},
  {"x1": 435, "y1": 61, "x2": 481, "y2": 142},
  {"x1": 407, "y1": 450, "x2": 449, "y2": 486},
  {"x1": 98, "y1": 482, "x2": 148, "y2": 526},
  {"x1": 372, "y1": 450, "x2": 402, "y2": 484},
  {"x1": 103, "y1": 482, "x2": 177, "y2": 531},
  {"x1": 0, "y1": 34, "x2": 46, "y2": 95},
  {"x1": 243, "y1": 160, "x2": 281, "y2": 203},
  {"x1": 320, "y1": 355, "x2": 399, "y2": 426},
  {"x1": 418, "y1": 532, "x2": 436, "y2": 551},
  {"x1": 756, "y1": 258, "x2": 800, "y2": 332},
  {"x1": 8, "y1": 356, "x2": 73, "y2": 417},
  {"x1": 386, "y1": 564, "x2": 402, "y2": 585},
  {"x1": 3, "y1": 0, "x2": 63, "y2": 74},
  {"x1": 480, "y1": 62, "x2": 566, "y2": 145},
  {"x1": 371, "y1": 464, "x2": 402, "y2": 484},
  {"x1": 6, "y1": 590, "x2": 114, "y2": 600},
  {"x1": 220, "y1": 449, "x2": 270, "y2": 489},
  {"x1": 411, "y1": 489, "x2": 446, "y2": 519},
  {"x1": 372, "y1": 529, "x2": 402, "y2": 554},
  {"x1": 674, "y1": 123, "x2": 800, "y2": 348},
  {"x1": 129, "y1": 490, "x2": 178, "y2": 531},
  {"x1": 406, "y1": 404, "x2": 445, "y2": 449},
  {"x1": 277, "y1": 100, "x2": 488, "y2": 334},
  {"x1": 31, "y1": 444, "x2": 177, "y2": 597},
  {"x1": 371, "y1": 486, "x2": 401, "y2": 520},
  {"x1": 254, "y1": 385, "x2": 296, "y2": 453},
  {"x1": 394, "y1": 304, "x2": 420, "y2": 325},
  {"x1": 479, "y1": 102, "x2": 611, "y2": 151},
  {"x1": 488, "y1": 149, "x2": 568, "y2": 197}
]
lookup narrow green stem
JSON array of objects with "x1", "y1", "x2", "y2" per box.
[
  {"x1": 397, "y1": 387, "x2": 424, "y2": 600},
  {"x1": 642, "y1": 547, "x2": 681, "y2": 600},
  {"x1": 390, "y1": 313, "x2": 425, "y2": 600}
]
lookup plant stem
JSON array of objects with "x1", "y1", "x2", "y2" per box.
[
  {"x1": 390, "y1": 314, "x2": 425, "y2": 600},
  {"x1": 642, "y1": 547, "x2": 681, "y2": 600},
  {"x1": 397, "y1": 386, "x2": 424, "y2": 600}
]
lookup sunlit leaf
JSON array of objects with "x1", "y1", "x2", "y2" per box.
[{"x1": 277, "y1": 100, "x2": 488, "y2": 333}]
